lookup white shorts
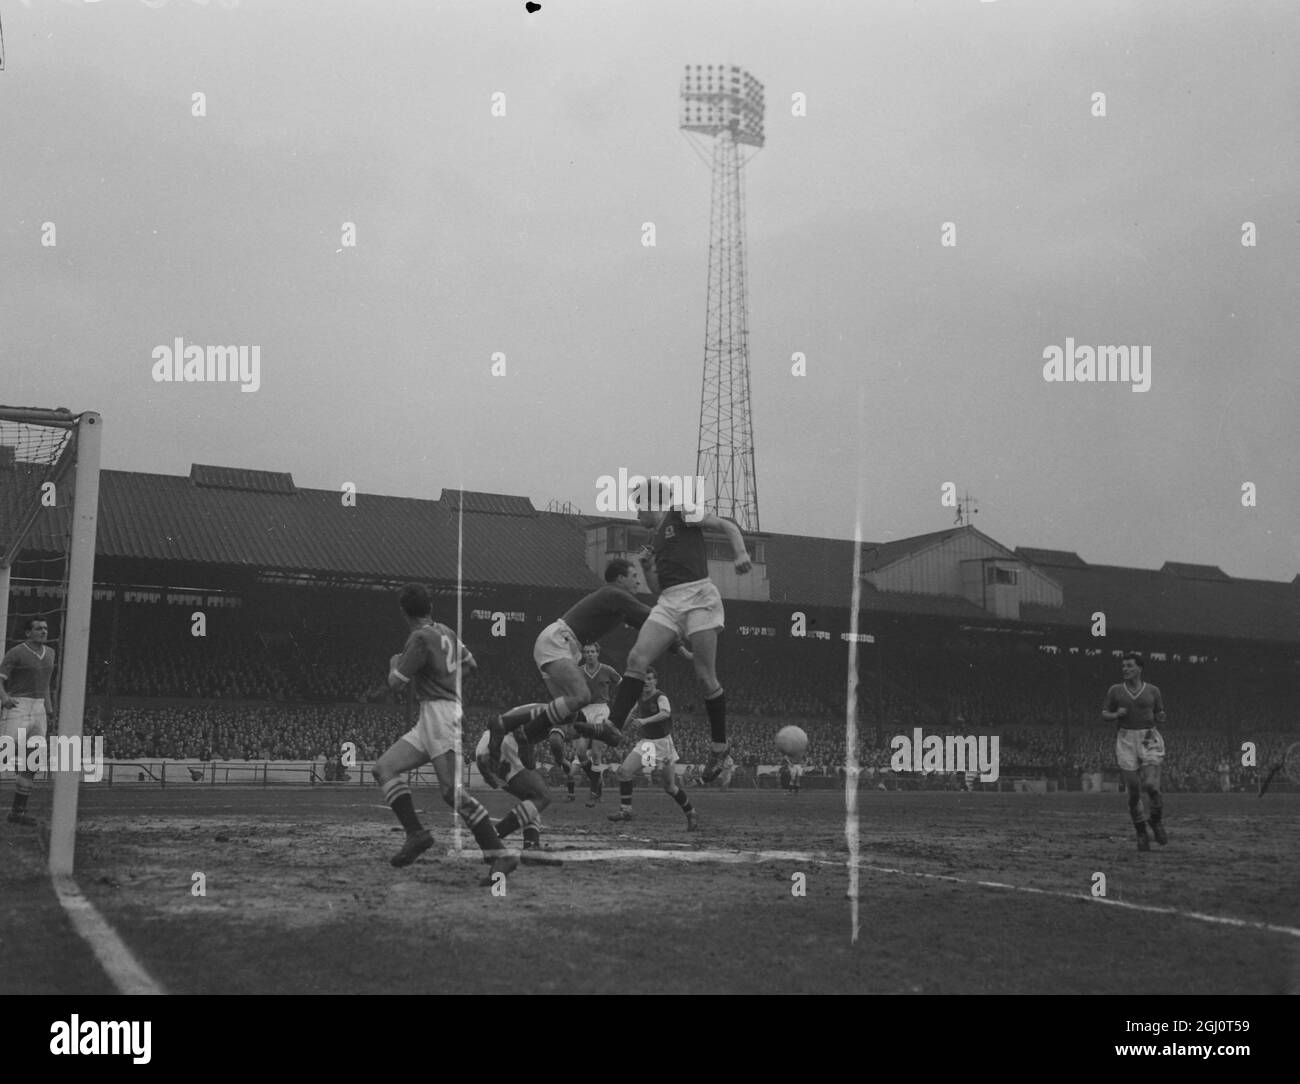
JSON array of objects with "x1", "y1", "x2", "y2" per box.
[
  {"x1": 474, "y1": 729, "x2": 525, "y2": 783},
  {"x1": 533, "y1": 620, "x2": 582, "y2": 673},
  {"x1": 399, "y1": 699, "x2": 463, "y2": 761},
  {"x1": 645, "y1": 578, "x2": 725, "y2": 639},
  {"x1": 1116, "y1": 727, "x2": 1165, "y2": 773},
  {"x1": 0, "y1": 698, "x2": 48, "y2": 744},
  {"x1": 581, "y1": 703, "x2": 610, "y2": 726},
  {"x1": 625, "y1": 735, "x2": 678, "y2": 771}
]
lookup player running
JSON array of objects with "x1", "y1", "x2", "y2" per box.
[
  {"x1": 598, "y1": 479, "x2": 750, "y2": 782},
  {"x1": 608, "y1": 667, "x2": 697, "y2": 829},
  {"x1": 474, "y1": 729, "x2": 551, "y2": 850},
  {"x1": 1102, "y1": 652, "x2": 1168, "y2": 852},
  {"x1": 487, "y1": 559, "x2": 687, "y2": 767},
  {"x1": 372, "y1": 584, "x2": 517, "y2": 886},
  {"x1": 0, "y1": 617, "x2": 56, "y2": 827},
  {"x1": 566, "y1": 643, "x2": 620, "y2": 805}
]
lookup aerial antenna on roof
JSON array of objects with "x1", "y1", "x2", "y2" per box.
[{"x1": 955, "y1": 493, "x2": 979, "y2": 527}]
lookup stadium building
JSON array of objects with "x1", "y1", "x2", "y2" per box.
[{"x1": 7, "y1": 463, "x2": 1298, "y2": 790}]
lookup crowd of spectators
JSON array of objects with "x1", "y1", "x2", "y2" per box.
[
  {"x1": 73, "y1": 599, "x2": 1294, "y2": 795},
  {"x1": 84, "y1": 703, "x2": 1294, "y2": 794}
]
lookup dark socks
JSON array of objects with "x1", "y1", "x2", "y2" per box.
[{"x1": 704, "y1": 689, "x2": 727, "y2": 745}]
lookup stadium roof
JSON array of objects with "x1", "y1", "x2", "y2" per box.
[
  {"x1": 9, "y1": 466, "x2": 1298, "y2": 642},
  {"x1": 1020, "y1": 563, "x2": 1298, "y2": 642},
  {"x1": 1015, "y1": 547, "x2": 1088, "y2": 569},
  {"x1": 858, "y1": 528, "x2": 965, "y2": 572},
  {"x1": 20, "y1": 468, "x2": 596, "y2": 589}
]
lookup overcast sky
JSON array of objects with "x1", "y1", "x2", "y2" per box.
[{"x1": 3, "y1": 0, "x2": 1297, "y2": 582}]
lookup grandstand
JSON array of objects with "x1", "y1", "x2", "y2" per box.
[{"x1": 6, "y1": 463, "x2": 1297, "y2": 792}]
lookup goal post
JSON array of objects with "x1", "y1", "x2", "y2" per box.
[{"x1": 0, "y1": 405, "x2": 102, "y2": 875}]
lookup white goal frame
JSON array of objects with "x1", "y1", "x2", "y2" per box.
[{"x1": 0, "y1": 406, "x2": 102, "y2": 875}]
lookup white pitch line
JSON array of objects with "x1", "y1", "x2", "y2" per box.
[
  {"x1": 52, "y1": 875, "x2": 166, "y2": 994},
  {"x1": 857, "y1": 861, "x2": 1300, "y2": 940},
  {"x1": 449, "y1": 847, "x2": 820, "y2": 863},
  {"x1": 442, "y1": 843, "x2": 1300, "y2": 940}
]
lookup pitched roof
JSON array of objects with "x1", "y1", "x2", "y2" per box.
[
  {"x1": 190, "y1": 464, "x2": 297, "y2": 494},
  {"x1": 1160, "y1": 561, "x2": 1231, "y2": 582},
  {"x1": 859, "y1": 527, "x2": 964, "y2": 572},
  {"x1": 1015, "y1": 547, "x2": 1088, "y2": 569},
  {"x1": 19, "y1": 469, "x2": 595, "y2": 589}
]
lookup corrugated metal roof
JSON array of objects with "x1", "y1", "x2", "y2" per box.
[
  {"x1": 191, "y1": 464, "x2": 296, "y2": 494},
  {"x1": 1020, "y1": 564, "x2": 1300, "y2": 642},
  {"x1": 859, "y1": 527, "x2": 964, "y2": 572},
  {"x1": 1016, "y1": 547, "x2": 1088, "y2": 568},
  {"x1": 764, "y1": 532, "x2": 868, "y2": 605},
  {"x1": 1160, "y1": 561, "x2": 1230, "y2": 582},
  {"x1": 439, "y1": 490, "x2": 536, "y2": 516},
  {"x1": 11, "y1": 468, "x2": 1298, "y2": 641},
  {"x1": 22, "y1": 469, "x2": 594, "y2": 589}
]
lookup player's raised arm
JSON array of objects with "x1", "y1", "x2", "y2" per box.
[
  {"x1": 698, "y1": 512, "x2": 751, "y2": 573},
  {"x1": 636, "y1": 545, "x2": 660, "y2": 594}
]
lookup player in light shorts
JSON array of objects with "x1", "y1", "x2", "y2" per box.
[
  {"x1": 489, "y1": 560, "x2": 673, "y2": 768},
  {"x1": 600, "y1": 480, "x2": 751, "y2": 784},
  {"x1": 566, "y1": 644, "x2": 621, "y2": 806},
  {"x1": 608, "y1": 668, "x2": 697, "y2": 829},
  {"x1": 1102, "y1": 652, "x2": 1169, "y2": 852},
  {"x1": 474, "y1": 730, "x2": 551, "y2": 850},
  {"x1": 783, "y1": 756, "x2": 803, "y2": 797},
  {"x1": 0, "y1": 617, "x2": 56, "y2": 827},
  {"x1": 371, "y1": 584, "x2": 517, "y2": 886}
]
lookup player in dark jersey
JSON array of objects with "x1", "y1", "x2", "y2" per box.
[
  {"x1": 1102, "y1": 652, "x2": 1168, "y2": 852},
  {"x1": 607, "y1": 667, "x2": 697, "y2": 828},
  {"x1": 601, "y1": 479, "x2": 750, "y2": 783},
  {"x1": 564, "y1": 643, "x2": 620, "y2": 805},
  {"x1": 487, "y1": 559, "x2": 687, "y2": 767},
  {"x1": 371, "y1": 584, "x2": 518, "y2": 886},
  {"x1": 0, "y1": 617, "x2": 57, "y2": 827}
]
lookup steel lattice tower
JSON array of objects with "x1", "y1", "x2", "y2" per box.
[{"x1": 681, "y1": 65, "x2": 764, "y2": 532}]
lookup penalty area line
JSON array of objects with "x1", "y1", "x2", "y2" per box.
[{"x1": 51, "y1": 875, "x2": 166, "y2": 994}]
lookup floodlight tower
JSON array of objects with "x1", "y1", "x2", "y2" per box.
[{"x1": 680, "y1": 64, "x2": 764, "y2": 532}]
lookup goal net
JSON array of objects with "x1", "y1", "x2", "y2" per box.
[{"x1": 0, "y1": 405, "x2": 102, "y2": 875}]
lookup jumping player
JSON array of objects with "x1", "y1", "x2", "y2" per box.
[
  {"x1": 1102, "y1": 652, "x2": 1168, "y2": 852},
  {"x1": 608, "y1": 667, "x2": 697, "y2": 828},
  {"x1": 372, "y1": 584, "x2": 517, "y2": 886},
  {"x1": 599, "y1": 479, "x2": 750, "y2": 782},
  {"x1": 474, "y1": 729, "x2": 550, "y2": 850},
  {"x1": 0, "y1": 618, "x2": 56, "y2": 827},
  {"x1": 487, "y1": 559, "x2": 687, "y2": 766}
]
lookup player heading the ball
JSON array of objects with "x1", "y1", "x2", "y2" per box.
[{"x1": 601, "y1": 477, "x2": 751, "y2": 783}]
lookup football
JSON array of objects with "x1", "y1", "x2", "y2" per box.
[{"x1": 775, "y1": 725, "x2": 808, "y2": 759}]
